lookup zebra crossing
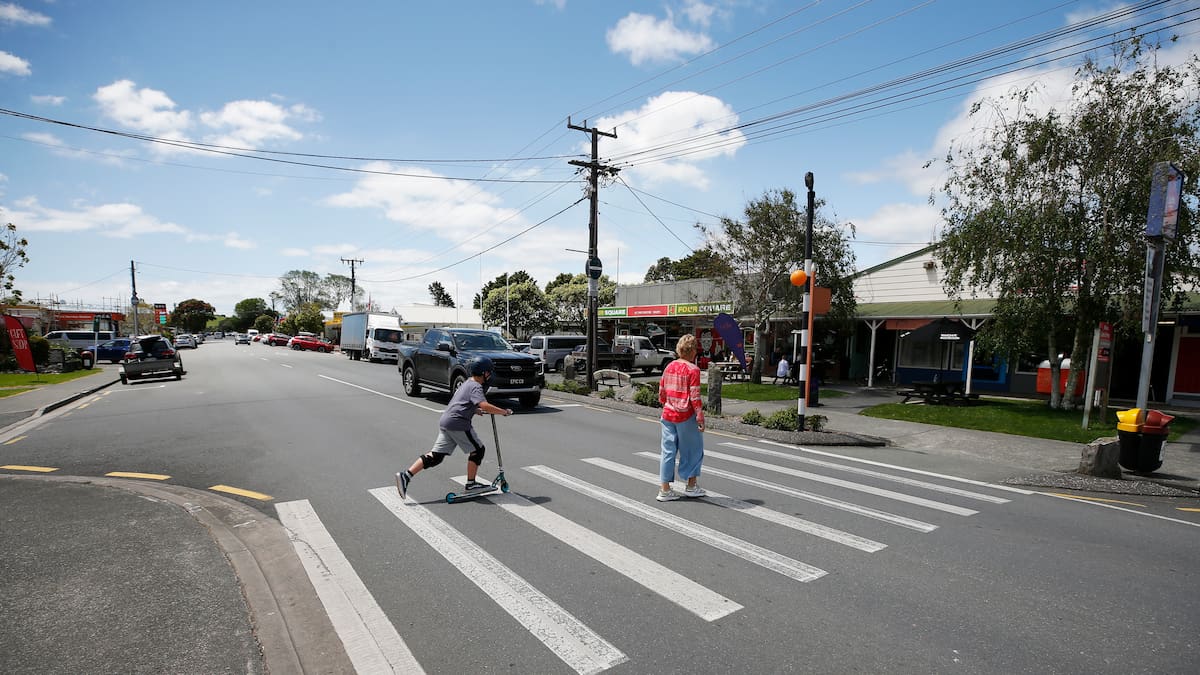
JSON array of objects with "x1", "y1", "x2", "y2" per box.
[{"x1": 277, "y1": 440, "x2": 1023, "y2": 674}]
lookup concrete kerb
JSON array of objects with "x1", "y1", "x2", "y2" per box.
[
  {"x1": 4, "y1": 474, "x2": 353, "y2": 674},
  {"x1": 40, "y1": 373, "x2": 122, "y2": 414}
]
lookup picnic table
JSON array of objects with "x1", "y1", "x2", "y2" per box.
[
  {"x1": 897, "y1": 379, "x2": 980, "y2": 405},
  {"x1": 714, "y1": 360, "x2": 748, "y2": 381}
]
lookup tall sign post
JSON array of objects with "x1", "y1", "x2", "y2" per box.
[
  {"x1": 791, "y1": 172, "x2": 816, "y2": 432},
  {"x1": 1136, "y1": 162, "x2": 1184, "y2": 409}
]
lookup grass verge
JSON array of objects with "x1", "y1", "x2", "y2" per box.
[
  {"x1": 862, "y1": 397, "x2": 1196, "y2": 444},
  {"x1": 0, "y1": 369, "x2": 108, "y2": 387},
  {"x1": 700, "y1": 382, "x2": 846, "y2": 401}
]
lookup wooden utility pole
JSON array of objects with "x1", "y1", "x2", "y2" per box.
[
  {"x1": 568, "y1": 118, "x2": 618, "y2": 391},
  {"x1": 341, "y1": 257, "x2": 364, "y2": 311}
]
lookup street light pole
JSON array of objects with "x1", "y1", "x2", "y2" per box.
[{"x1": 798, "y1": 173, "x2": 815, "y2": 432}]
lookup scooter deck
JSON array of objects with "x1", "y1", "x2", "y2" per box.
[{"x1": 446, "y1": 476, "x2": 509, "y2": 503}]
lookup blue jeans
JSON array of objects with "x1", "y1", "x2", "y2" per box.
[{"x1": 660, "y1": 417, "x2": 703, "y2": 484}]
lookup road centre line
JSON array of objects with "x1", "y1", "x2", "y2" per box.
[
  {"x1": 523, "y1": 465, "x2": 827, "y2": 583},
  {"x1": 3, "y1": 436, "x2": 27, "y2": 445},
  {"x1": 318, "y1": 375, "x2": 443, "y2": 414},
  {"x1": 1, "y1": 464, "x2": 57, "y2": 472},
  {"x1": 582, "y1": 458, "x2": 886, "y2": 552},
  {"x1": 449, "y1": 475, "x2": 741, "y2": 621},
  {"x1": 276, "y1": 499, "x2": 426, "y2": 675},
  {"x1": 1179, "y1": 507, "x2": 1200, "y2": 513},
  {"x1": 209, "y1": 484, "x2": 273, "y2": 501},
  {"x1": 280, "y1": 363, "x2": 293, "y2": 369},
  {"x1": 369, "y1": 487, "x2": 627, "y2": 674},
  {"x1": 726, "y1": 442, "x2": 1009, "y2": 504},
  {"x1": 1044, "y1": 493, "x2": 1145, "y2": 507},
  {"x1": 632, "y1": 452, "x2": 937, "y2": 532},
  {"x1": 1040, "y1": 492, "x2": 1200, "y2": 528},
  {"x1": 105, "y1": 471, "x2": 169, "y2": 480},
  {"x1": 761, "y1": 440, "x2": 1034, "y2": 495},
  {"x1": 704, "y1": 449, "x2": 978, "y2": 516}
]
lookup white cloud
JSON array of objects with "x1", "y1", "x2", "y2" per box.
[
  {"x1": 535, "y1": 0, "x2": 566, "y2": 10},
  {"x1": 94, "y1": 80, "x2": 193, "y2": 140},
  {"x1": 595, "y1": 91, "x2": 745, "y2": 189},
  {"x1": 681, "y1": 1, "x2": 718, "y2": 28},
  {"x1": 22, "y1": 131, "x2": 133, "y2": 165},
  {"x1": 31, "y1": 94, "x2": 65, "y2": 106},
  {"x1": 281, "y1": 247, "x2": 309, "y2": 257},
  {"x1": 8, "y1": 198, "x2": 189, "y2": 238},
  {"x1": 224, "y1": 233, "x2": 256, "y2": 249},
  {"x1": 199, "y1": 99, "x2": 306, "y2": 148},
  {"x1": 0, "y1": 2, "x2": 51, "y2": 26},
  {"x1": 0, "y1": 50, "x2": 31, "y2": 76},
  {"x1": 607, "y1": 13, "x2": 714, "y2": 66},
  {"x1": 852, "y1": 201, "x2": 941, "y2": 243}
]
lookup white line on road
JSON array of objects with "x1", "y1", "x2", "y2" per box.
[
  {"x1": 633, "y1": 452, "x2": 937, "y2": 533},
  {"x1": 582, "y1": 458, "x2": 886, "y2": 552},
  {"x1": 1039, "y1": 492, "x2": 1200, "y2": 528},
  {"x1": 704, "y1": 449, "x2": 978, "y2": 516},
  {"x1": 523, "y1": 465, "x2": 827, "y2": 583},
  {"x1": 280, "y1": 363, "x2": 293, "y2": 368},
  {"x1": 449, "y1": 475, "x2": 742, "y2": 621},
  {"x1": 275, "y1": 499, "x2": 425, "y2": 674},
  {"x1": 318, "y1": 375, "x2": 444, "y2": 413},
  {"x1": 369, "y1": 487, "x2": 628, "y2": 675},
  {"x1": 724, "y1": 442, "x2": 1010, "y2": 504},
  {"x1": 760, "y1": 440, "x2": 1035, "y2": 495}
]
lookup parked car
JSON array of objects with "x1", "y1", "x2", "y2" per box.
[
  {"x1": 265, "y1": 333, "x2": 291, "y2": 346},
  {"x1": 120, "y1": 335, "x2": 184, "y2": 384},
  {"x1": 89, "y1": 338, "x2": 132, "y2": 363},
  {"x1": 175, "y1": 334, "x2": 198, "y2": 349},
  {"x1": 569, "y1": 339, "x2": 636, "y2": 373},
  {"x1": 290, "y1": 335, "x2": 335, "y2": 352},
  {"x1": 235, "y1": 333, "x2": 251, "y2": 345}
]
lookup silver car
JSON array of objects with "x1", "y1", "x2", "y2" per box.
[{"x1": 120, "y1": 335, "x2": 185, "y2": 384}]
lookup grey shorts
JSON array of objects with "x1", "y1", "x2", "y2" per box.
[{"x1": 430, "y1": 428, "x2": 485, "y2": 456}]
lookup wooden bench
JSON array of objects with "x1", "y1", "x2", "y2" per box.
[{"x1": 899, "y1": 381, "x2": 981, "y2": 405}]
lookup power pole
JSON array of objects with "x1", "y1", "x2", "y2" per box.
[
  {"x1": 568, "y1": 118, "x2": 618, "y2": 391},
  {"x1": 130, "y1": 260, "x2": 139, "y2": 337},
  {"x1": 341, "y1": 257, "x2": 364, "y2": 311}
]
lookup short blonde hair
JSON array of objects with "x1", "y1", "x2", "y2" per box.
[{"x1": 675, "y1": 334, "x2": 698, "y2": 358}]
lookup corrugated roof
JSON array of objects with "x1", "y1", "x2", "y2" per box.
[{"x1": 854, "y1": 298, "x2": 997, "y2": 319}]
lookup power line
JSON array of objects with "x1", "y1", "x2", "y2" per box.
[{"x1": 615, "y1": 175, "x2": 695, "y2": 253}]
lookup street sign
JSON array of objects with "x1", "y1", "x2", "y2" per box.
[
  {"x1": 586, "y1": 256, "x2": 603, "y2": 280},
  {"x1": 1145, "y1": 162, "x2": 1184, "y2": 240}
]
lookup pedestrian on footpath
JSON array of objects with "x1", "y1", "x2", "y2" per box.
[
  {"x1": 657, "y1": 334, "x2": 706, "y2": 501},
  {"x1": 396, "y1": 356, "x2": 512, "y2": 499}
]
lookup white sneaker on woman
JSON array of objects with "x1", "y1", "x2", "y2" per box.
[
  {"x1": 656, "y1": 489, "x2": 681, "y2": 502},
  {"x1": 684, "y1": 484, "x2": 706, "y2": 498}
]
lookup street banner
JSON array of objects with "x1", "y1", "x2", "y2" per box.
[
  {"x1": 4, "y1": 314, "x2": 37, "y2": 372},
  {"x1": 713, "y1": 312, "x2": 747, "y2": 370}
]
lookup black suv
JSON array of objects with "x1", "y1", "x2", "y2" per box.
[{"x1": 120, "y1": 335, "x2": 185, "y2": 384}]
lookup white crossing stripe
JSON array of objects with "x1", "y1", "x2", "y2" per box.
[
  {"x1": 275, "y1": 499, "x2": 425, "y2": 674},
  {"x1": 581, "y1": 458, "x2": 886, "y2": 553},
  {"x1": 633, "y1": 453, "x2": 937, "y2": 533},
  {"x1": 522, "y1": 465, "x2": 827, "y2": 583},
  {"x1": 450, "y1": 475, "x2": 741, "y2": 621},
  {"x1": 761, "y1": 440, "x2": 1035, "y2": 495},
  {"x1": 369, "y1": 487, "x2": 627, "y2": 675},
  {"x1": 723, "y1": 442, "x2": 1010, "y2": 504},
  {"x1": 704, "y1": 449, "x2": 978, "y2": 516}
]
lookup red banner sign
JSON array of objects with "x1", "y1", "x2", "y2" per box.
[{"x1": 4, "y1": 314, "x2": 37, "y2": 372}]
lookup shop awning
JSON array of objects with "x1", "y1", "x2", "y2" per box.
[{"x1": 884, "y1": 319, "x2": 932, "y2": 331}]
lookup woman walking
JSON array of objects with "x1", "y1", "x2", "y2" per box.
[{"x1": 657, "y1": 334, "x2": 706, "y2": 501}]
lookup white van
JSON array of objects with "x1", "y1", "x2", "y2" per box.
[
  {"x1": 528, "y1": 334, "x2": 588, "y2": 372},
  {"x1": 613, "y1": 335, "x2": 676, "y2": 373},
  {"x1": 43, "y1": 330, "x2": 116, "y2": 350}
]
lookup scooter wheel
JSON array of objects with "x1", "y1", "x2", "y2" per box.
[
  {"x1": 446, "y1": 492, "x2": 456, "y2": 503},
  {"x1": 500, "y1": 481, "x2": 510, "y2": 493}
]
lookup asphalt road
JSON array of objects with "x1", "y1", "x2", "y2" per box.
[{"x1": 7, "y1": 341, "x2": 1199, "y2": 674}]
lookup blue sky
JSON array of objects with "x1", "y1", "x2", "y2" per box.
[{"x1": 1, "y1": 1, "x2": 1196, "y2": 315}]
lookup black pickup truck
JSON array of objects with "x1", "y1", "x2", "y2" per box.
[
  {"x1": 568, "y1": 338, "x2": 636, "y2": 375},
  {"x1": 397, "y1": 328, "x2": 544, "y2": 408}
]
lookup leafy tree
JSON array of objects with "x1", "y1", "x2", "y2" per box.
[
  {"x1": 0, "y1": 220, "x2": 29, "y2": 304},
  {"x1": 234, "y1": 298, "x2": 271, "y2": 331},
  {"x1": 280, "y1": 302, "x2": 326, "y2": 336},
  {"x1": 253, "y1": 314, "x2": 275, "y2": 334},
  {"x1": 428, "y1": 281, "x2": 456, "y2": 307},
  {"x1": 544, "y1": 272, "x2": 576, "y2": 294},
  {"x1": 279, "y1": 270, "x2": 330, "y2": 311},
  {"x1": 643, "y1": 257, "x2": 674, "y2": 283},
  {"x1": 699, "y1": 188, "x2": 857, "y2": 383},
  {"x1": 545, "y1": 273, "x2": 617, "y2": 329},
  {"x1": 642, "y1": 249, "x2": 731, "y2": 282},
  {"x1": 324, "y1": 273, "x2": 363, "y2": 311},
  {"x1": 474, "y1": 270, "x2": 534, "y2": 309},
  {"x1": 171, "y1": 299, "x2": 216, "y2": 333},
  {"x1": 936, "y1": 39, "x2": 1200, "y2": 409},
  {"x1": 481, "y1": 281, "x2": 554, "y2": 339}
]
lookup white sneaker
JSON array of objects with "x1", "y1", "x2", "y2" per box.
[
  {"x1": 684, "y1": 484, "x2": 706, "y2": 498},
  {"x1": 656, "y1": 489, "x2": 681, "y2": 502}
]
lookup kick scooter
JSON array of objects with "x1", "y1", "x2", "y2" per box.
[{"x1": 446, "y1": 413, "x2": 510, "y2": 503}]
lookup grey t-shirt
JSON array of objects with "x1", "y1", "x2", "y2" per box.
[{"x1": 440, "y1": 378, "x2": 486, "y2": 431}]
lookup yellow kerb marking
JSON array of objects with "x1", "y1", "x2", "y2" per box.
[
  {"x1": 4, "y1": 436, "x2": 27, "y2": 445},
  {"x1": 1, "y1": 464, "x2": 57, "y2": 472},
  {"x1": 1178, "y1": 507, "x2": 1200, "y2": 513},
  {"x1": 1047, "y1": 493, "x2": 1145, "y2": 508},
  {"x1": 210, "y1": 484, "x2": 273, "y2": 501},
  {"x1": 105, "y1": 471, "x2": 170, "y2": 480}
]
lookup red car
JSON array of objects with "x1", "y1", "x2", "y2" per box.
[
  {"x1": 265, "y1": 333, "x2": 291, "y2": 346},
  {"x1": 289, "y1": 335, "x2": 335, "y2": 352}
]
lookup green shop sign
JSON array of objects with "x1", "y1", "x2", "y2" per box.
[{"x1": 599, "y1": 301, "x2": 733, "y2": 318}]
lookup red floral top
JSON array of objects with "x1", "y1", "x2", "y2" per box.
[{"x1": 659, "y1": 358, "x2": 703, "y2": 424}]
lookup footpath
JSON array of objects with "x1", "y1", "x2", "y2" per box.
[{"x1": 1, "y1": 368, "x2": 1197, "y2": 673}]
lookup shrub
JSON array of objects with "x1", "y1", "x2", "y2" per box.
[
  {"x1": 548, "y1": 380, "x2": 590, "y2": 395},
  {"x1": 597, "y1": 388, "x2": 616, "y2": 399},
  {"x1": 807, "y1": 414, "x2": 827, "y2": 432},
  {"x1": 29, "y1": 335, "x2": 49, "y2": 365},
  {"x1": 741, "y1": 409, "x2": 764, "y2": 426},
  {"x1": 764, "y1": 408, "x2": 800, "y2": 431},
  {"x1": 633, "y1": 385, "x2": 659, "y2": 408}
]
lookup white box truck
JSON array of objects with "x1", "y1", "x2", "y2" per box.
[{"x1": 340, "y1": 312, "x2": 403, "y2": 363}]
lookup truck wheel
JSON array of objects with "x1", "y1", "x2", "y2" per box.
[
  {"x1": 642, "y1": 367, "x2": 653, "y2": 375},
  {"x1": 520, "y1": 393, "x2": 541, "y2": 409},
  {"x1": 661, "y1": 358, "x2": 673, "y2": 371},
  {"x1": 451, "y1": 373, "x2": 468, "y2": 393},
  {"x1": 554, "y1": 358, "x2": 564, "y2": 373},
  {"x1": 402, "y1": 366, "x2": 421, "y2": 396}
]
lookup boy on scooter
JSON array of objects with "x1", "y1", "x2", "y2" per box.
[{"x1": 396, "y1": 356, "x2": 513, "y2": 498}]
